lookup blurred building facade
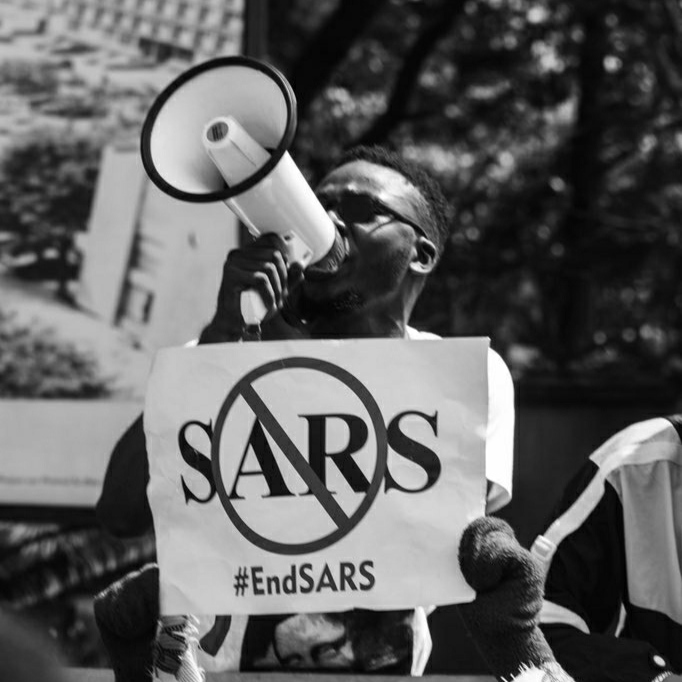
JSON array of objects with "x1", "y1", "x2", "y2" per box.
[
  {"x1": 57, "y1": 0, "x2": 244, "y2": 61},
  {"x1": 1, "y1": 0, "x2": 245, "y2": 62},
  {"x1": 1, "y1": 0, "x2": 247, "y2": 350},
  {"x1": 76, "y1": 142, "x2": 239, "y2": 351}
]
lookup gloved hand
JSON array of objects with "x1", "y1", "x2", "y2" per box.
[
  {"x1": 94, "y1": 564, "x2": 160, "y2": 682},
  {"x1": 457, "y1": 517, "x2": 569, "y2": 681}
]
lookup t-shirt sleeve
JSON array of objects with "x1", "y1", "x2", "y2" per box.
[
  {"x1": 485, "y1": 349, "x2": 515, "y2": 513},
  {"x1": 405, "y1": 328, "x2": 515, "y2": 513}
]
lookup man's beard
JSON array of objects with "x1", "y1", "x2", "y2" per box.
[
  {"x1": 287, "y1": 248, "x2": 409, "y2": 325},
  {"x1": 290, "y1": 287, "x2": 367, "y2": 323}
]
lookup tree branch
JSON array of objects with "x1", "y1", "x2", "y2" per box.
[
  {"x1": 602, "y1": 112, "x2": 682, "y2": 175},
  {"x1": 357, "y1": 0, "x2": 467, "y2": 145},
  {"x1": 544, "y1": 4, "x2": 609, "y2": 366},
  {"x1": 290, "y1": 0, "x2": 390, "y2": 120},
  {"x1": 653, "y1": 41, "x2": 682, "y2": 97},
  {"x1": 661, "y1": 0, "x2": 682, "y2": 39}
]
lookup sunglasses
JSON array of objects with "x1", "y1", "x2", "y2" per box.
[{"x1": 323, "y1": 193, "x2": 428, "y2": 239}]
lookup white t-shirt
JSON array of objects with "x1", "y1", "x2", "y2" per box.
[{"x1": 406, "y1": 327, "x2": 514, "y2": 513}]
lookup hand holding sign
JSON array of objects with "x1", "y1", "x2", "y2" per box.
[
  {"x1": 95, "y1": 517, "x2": 562, "y2": 682},
  {"x1": 458, "y1": 517, "x2": 557, "y2": 680},
  {"x1": 94, "y1": 564, "x2": 160, "y2": 682}
]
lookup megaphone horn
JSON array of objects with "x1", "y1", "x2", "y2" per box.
[{"x1": 140, "y1": 56, "x2": 346, "y2": 326}]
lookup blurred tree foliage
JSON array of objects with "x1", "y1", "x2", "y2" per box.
[
  {"x1": 0, "y1": 59, "x2": 59, "y2": 98},
  {"x1": 0, "y1": 308, "x2": 112, "y2": 398},
  {"x1": 267, "y1": 0, "x2": 682, "y2": 383},
  {"x1": 0, "y1": 131, "x2": 102, "y2": 300}
]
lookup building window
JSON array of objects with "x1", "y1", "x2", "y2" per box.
[
  {"x1": 119, "y1": 284, "x2": 155, "y2": 326},
  {"x1": 219, "y1": 8, "x2": 233, "y2": 28}
]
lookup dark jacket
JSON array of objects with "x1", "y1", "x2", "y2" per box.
[{"x1": 532, "y1": 415, "x2": 682, "y2": 682}]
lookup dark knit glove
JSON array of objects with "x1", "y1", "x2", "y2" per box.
[
  {"x1": 457, "y1": 517, "x2": 562, "y2": 680},
  {"x1": 94, "y1": 563, "x2": 160, "y2": 682}
]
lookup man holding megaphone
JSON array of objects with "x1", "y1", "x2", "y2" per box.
[
  {"x1": 96, "y1": 143, "x2": 572, "y2": 682},
  {"x1": 198, "y1": 144, "x2": 445, "y2": 344},
  {"x1": 94, "y1": 57, "x2": 573, "y2": 682}
]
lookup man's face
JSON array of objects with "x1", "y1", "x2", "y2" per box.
[
  {"x1": 273, "y1": 613, "x2": 354, "y2": 669},
  {"x1": 295, "y1": 160, "x2": 432, "y2": 319}
]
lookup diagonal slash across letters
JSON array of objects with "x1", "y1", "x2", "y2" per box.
[
  {"x1": 240, "y1": 383, "x2": 349, "y2": 528},
  {"x1": 213, "y1": 357, "x2": 387, "y2": 555}
]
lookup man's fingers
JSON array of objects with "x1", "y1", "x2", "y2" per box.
[
  {"x1": 252, "y1": 232, "x2": 288, "y2": 252},
  {"x1": 226, "y1": 246, "x2": 289, "y2": 309},
  {"x1": 238, "y1": 259, "x2": 287, "y2": 308},
  {"x1": 288, "y1": 262, "x2": 305, "y2": 288},
  {"x1": 210, "y1": 233, "x2": 294, "y2": 335},
  {"x1": 271, "y1": 248, "x2": 289, "y2": 293}
]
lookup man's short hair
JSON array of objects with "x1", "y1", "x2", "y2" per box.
[{"x1": 334, "y1": 145, "x2": 450, "y2": 258}]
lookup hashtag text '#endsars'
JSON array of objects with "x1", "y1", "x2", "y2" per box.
[{"x1": 233, "y1": 561, "x2": 376, "y2": 597}]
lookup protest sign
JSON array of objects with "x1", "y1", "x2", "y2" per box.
[{"x1": 145, "y1": 337, "x2": 489, "y2": 615}]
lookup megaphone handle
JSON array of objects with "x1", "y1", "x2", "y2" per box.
[
  {"x1": 239, "y1": 231, "x2": 313, "y2": 327},
  {"x1": 240, "y1": 289, "x2": 269, "y2": 327}
]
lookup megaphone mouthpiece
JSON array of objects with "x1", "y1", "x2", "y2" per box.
[
  {"x1": 206, "y1": 120, "x2": 229, "y2": 142},
  {"x1": 202, "y1": 116, "x2": 271, "y2": 189}
]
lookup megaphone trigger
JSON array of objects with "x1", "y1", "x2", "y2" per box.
[
  {"x1": 240, "y1": 290, "x2": 270, "y2": 328},
  {"x1": 281, "y1": 232, "x2": 314, "y2": 268}
]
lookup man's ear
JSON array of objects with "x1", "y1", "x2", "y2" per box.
[{"x1": 409, "y1": 236, "x2": 438, "y2": 275}]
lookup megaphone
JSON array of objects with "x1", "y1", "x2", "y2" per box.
[{"x1": 140, "y1": 56, "x2": 345, "y2": 326}]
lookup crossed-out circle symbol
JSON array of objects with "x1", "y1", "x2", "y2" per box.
[{"x1": 212, "y1": 357, "x2": 388, "y2": 555}]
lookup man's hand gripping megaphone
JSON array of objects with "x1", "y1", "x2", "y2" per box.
[
  {"x1": 201, "y1": 116, "x2": 346, "y2": 333},
  {"x1": 199, "y1": 230, "x2": 306, "y2": 343}
]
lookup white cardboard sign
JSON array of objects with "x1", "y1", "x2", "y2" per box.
[{"x1": 145, "y1": 337, "x2": 489, "y2": 615}]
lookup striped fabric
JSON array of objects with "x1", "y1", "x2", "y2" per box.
[
  {"x1": 531, "y1": 416, "x2": 682, "y2": 680},
  {"x1": 0, "y1": 522, "x2": 155, "y2": 608}
]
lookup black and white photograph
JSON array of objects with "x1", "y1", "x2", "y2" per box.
[{"x1": 1, "y1": 0, "x2": 681, "y2": 680}]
